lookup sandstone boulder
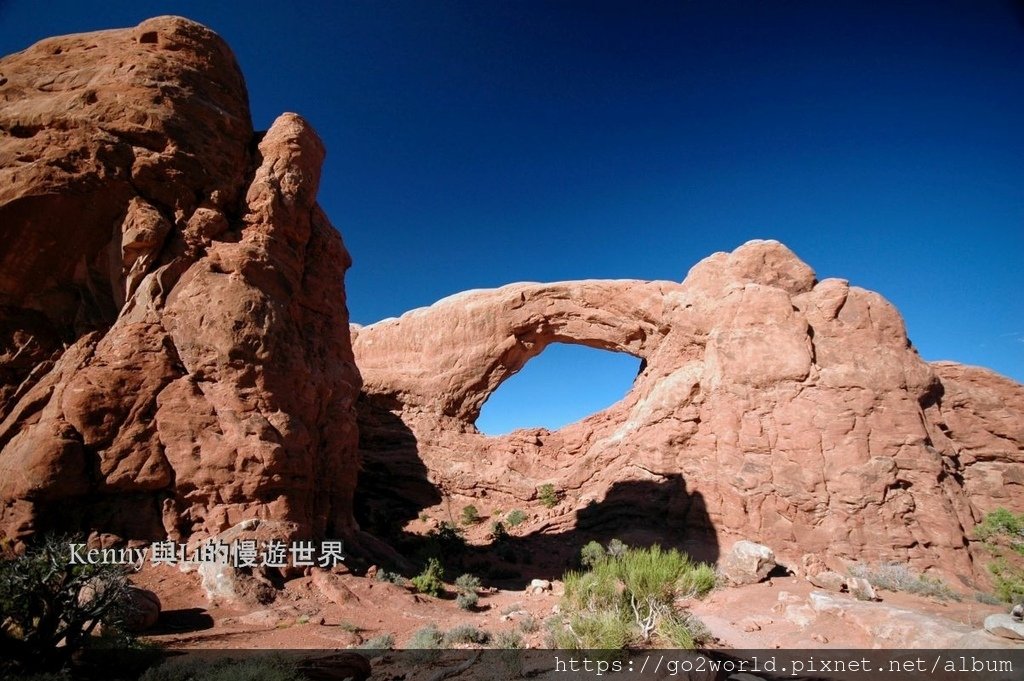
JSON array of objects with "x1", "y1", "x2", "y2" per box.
[
  {"x1": 720, "y1": 541, "x2": 777, "y2": 586},
  {"x1": 124, "y1": 586, "x2": 161, "y2": 632},
  {"x1": 985, "y1": 613, "x2": 1024, "y2": 640}
]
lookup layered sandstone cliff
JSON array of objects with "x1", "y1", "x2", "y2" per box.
[
  {"x1": 0, "y1": 17, "x2": 360, "y2": 548},
  {"x1": 353, "y1": 241, "x2": 1024, "y2": 581}
]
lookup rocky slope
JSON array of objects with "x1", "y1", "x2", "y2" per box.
[
  {"x1": 0, "y1": 17, "x2": 360, "y2": 548},
  {"x1": 353, "y1": 240, "x2": 1024, "y2": 584}
]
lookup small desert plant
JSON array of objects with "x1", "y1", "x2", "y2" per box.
[
  {"x1": 516, "y1": 613, "x2": 539, "y2": 634},
  {"x1": 975, "y1": 507, "x2": 1024, "y2": 544},
  {"x1": 579, "y1": 540, "x2": 606, "y2": 568},
  {"x1": 408, "y1": 624, "x2": 445, "y2": 649},
  {"x1": 490, "y1": 520, "x2": 509, "y2": 541},
  {"x1": 410, "y1": 558, "x2": 445, "y2": 597},
  {"x1": 848, "y1": 562, "x2": 960, "y2": 601},
  {"x1": 973, "y1": 508, "x2": 1024, "y2": 603},
  {"x1": 443, "y1": 624, "x2": 490, "y2": 645},
  {"x1": 505, "y1": 510, "x2": 527, "y2": 527},
  {"x1": 537, "y1": 484, "x2": 559, "y2": 508},
  {"x1": 454, "y1": 573, "x2": 481, "y2": 610},
  {"x1": 460, "y1": 505, "x2": 480, "y2": 525},
  {"x1": 375, "y1": 569, "x2": 407, "y2": 585},
  {"x1": 357, "y1": 633, "x2": 395, "y2": 650},
  {"x1": 493, "y1": 630, "x2": 524, "y2": 649},
  {"x1": 605, "y1": 538, "x2": 628, "y2": 558},
  {"x1": 337, "y1": 621, "x2": 361, "y2": 633},
  {"x1": 989, "y1": 558, "x2": 1024, "y2": 603}
]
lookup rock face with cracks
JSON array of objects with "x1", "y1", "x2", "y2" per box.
[
  {"x1": 0, "y1": 17, "x2": 361, "y2": 548},
  {"x1": 353, "y1": 240, "x2": 1024, "y2": 583}
]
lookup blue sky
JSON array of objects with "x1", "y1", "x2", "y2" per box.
[{"x1": 2, "y1": 1, "x2": 1021, "y2": 433}]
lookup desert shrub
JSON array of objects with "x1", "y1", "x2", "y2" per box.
[
  {"x1": 505, "y1": 510, "x2": 527, "y2": 527},
  {"x1": 375, "y1": 570, "x2": 407, "y2": 586},
  {"x1": 493, "y1": 630, "x2": 524, "y2": 649},
  {"x1": 356, "y1": 633, "x2": 395, "y2": 650},
  {"x1": 973, "y1": 508, "x2": 1024, "y2": 603},
  {"x1": 517, "y1": 613, "x2": 539, "y2": 634},
  {"x1": 976, "y1": 507, "x2": 1024, "y2": 544},
  {"x1": 657, "y1": 612, "x2": 710, "y2": 649},
  {"x1": 140, "y1": 655, "x2": 303, "y2": 681},
  {"x1": 454, "y1": 573, "x2": 481, "y2": 610},
  {"x1": 460, "y1": 505, "x2": 480, "y2": 525},
  {"x1": 677, "y1": 561, "x2": 718, "y2": 598},
  {"x1": 455, "y1": 592, "x2": 478, "y2": 610},
  {"x1": 605, "y1": 538, "x2": 628, "y2": 558},
  {"x1": 408, "y1": 624, "x2": 445, "y2": 649},
  {"x1": 454, "y1": 573, "x2": 481, "y2": 592},
  {"x1": 848, "y1": 562, "x2": 960, "y2": 601},
  {"x1": 337, "y1": 621, "x2": 361, "y2": 633},
  {"x1": 555, "y1": 610, "x2": 632, "y2": 652},
  {"x1": 490, "y1": 520, "x2": 509, "y2": 541},
  {"x1": 0, "y1": 535, "x2": 137, "y2": 674},
  {"x1": 989, "y1": 558, "x2": 1024, "y2": 603},
  {"x1": 443, "y1": 624, "x2": 490, "y2": 646},
  {"x1": 555, "y1": 544, "x2": 716, "y2": 648},
  {"x1": 579, "y1": 540, "x2": 606, "y2": 568},
  {"x1": 537, "y1": 484, "x2": 559, "y2": 509},
  {"x1": 410, "y1": 558, "x2": 445, "y2": 597}
]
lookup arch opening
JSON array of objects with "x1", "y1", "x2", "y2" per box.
[{"x1": 475, "y1": 342, "x2": 642, "y2": 435}]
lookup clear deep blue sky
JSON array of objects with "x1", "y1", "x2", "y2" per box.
[{"x1": 2, "y1": 1, "x2": 1021, "y2": 433}]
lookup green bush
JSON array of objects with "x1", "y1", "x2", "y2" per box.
[
  {"x1": 505, "y1": 510, "x2": 527, "y2": 527},
  {"x1": 460, "y1": 505, "x2": 480, "y2": 525},
  {"x1": 989, "y1": 558, "x2": 1024, "y2": 603},
  {"x1": 537, "y1": 484, "x2": 559, "y2": 509},
  {"x1": 0, "y1": 536, "x2": 136, "y2": 674},
  {"x1": 579, "y1": 540, "x2": 606, "y2": 568},
  {"x1": 410, "y1": 558, "x2": 445, "y2": 597},
  {"x1": 454, "y1": 573, "x2": 481, "y2": 610},
  {"x1": 974, "y1": 509, "x2": 1024, "y2": 603},
  {"x1": 493, "y1": 630, "x2": 523, "y2": 649},
  {"x1": 555, "y1": 544, "x2": 716, "y2": 648},
  {"x1": 657, "y1": 612, "x2": 710, "y2": 649},
  {"x1": 408, "y1": 624, "x2": 445, "y2": 649},
  {"x1": 443, "y1": 624, "x2": 490, "y2": 646},
  {"x1": 976, "y1": 508, "x2": 1024, "y2": 543}
]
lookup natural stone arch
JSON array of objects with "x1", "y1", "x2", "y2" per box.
[
  {"x1": 352, "y1": 240, "x2": 1022, "y2": 582},
  {"x1": 352, "y1": 279, "x2": 676, "y2": 423}
]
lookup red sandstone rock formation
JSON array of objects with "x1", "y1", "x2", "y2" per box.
[
  {"x1": 0, "y1": 17, "x2": 360, "y2": 548},
  {"x1": 353, "y1": 240, "x2": 1024, "y2": 582},
  {"x1": 1, "y1": 18, "x2": 1020, "y2": 590}
]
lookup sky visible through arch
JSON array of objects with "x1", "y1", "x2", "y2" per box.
[{"x1": 1, "y1": 1, "x2": 1021, "y2": 433}]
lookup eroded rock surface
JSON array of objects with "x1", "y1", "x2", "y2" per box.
[
  {"x1": 0, "y1": 17, "x2": 360, "y2": 548},
  {"x1": 353, "y1": 240, "x2": 1024, "y2": 581}
]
